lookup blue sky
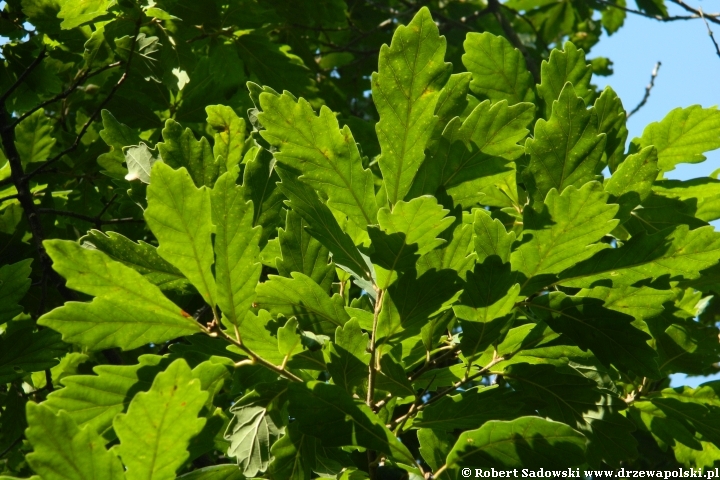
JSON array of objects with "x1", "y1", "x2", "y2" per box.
[
  {"x1": 591, "y1": 2, "x2": 720, "y2": 181},
  {"x1": 589, "y1": 2, "x2": 720, "y2": 388}
]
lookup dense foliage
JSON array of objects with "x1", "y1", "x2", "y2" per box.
[{"x1": 3, "y1": 0, "x2": 720, "y2": 478}]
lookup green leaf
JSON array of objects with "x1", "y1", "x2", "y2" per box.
[
  {"x1": 97, "y1": 109, "x2": 141, "y2": 177},
  {"x1": 145, "y1": 162, "x2": 217, "y2": 307},
  {"x1": 604, "y1": 146, "x2": 659, "y2": 221},
  {"x1": 287, "y1": 381, "x2": 417, "y2": 467},
  {"x1": 255, "y1": 272, "x2": 349, "y2": 335},
  {"x1": 242, "y1": 146, "x2": 285, "y2": 246},
  {"x1": 373, "y1": 7, "x2": 452, "y2": 205},
  {"x1": 206, "y1": 105, "x2": 246, "y2": 171},
  {"x1": 81, "y1": 230, "x2": 188, "y2": 291},
  {"x1": 511, "y1": 182, "x2": 618, "y2": 292},
  {"x1": 375, "y1": 355, "x2": 415, "y2": 397},
  {"x1": 455, "y1": 257, "x2": 519, "y2": 326},
  {"x1": 454, "y1": 257, "x2": 520, "y2": 361},
  {"x1": 225, "y1": 382, "x2": 287, "y2": 477},
  {"x1": 15, "y1": 109, "x2": 55, "y2": 166},
  {"x1": 124, "y1": 142, "x2": 161, "y2": 184},
  {"x1": 158, "y1": 119, "x2": 219, "y2": 188},
  {"x1": 25, "y1": 403, "x2": 124, "y2": 480},
  {"x1": 326, "y1": 319, "x2": 370, "y2": 394},
  {"x1": 537, "y1": 42, "x2": 593, "y2": 113},
  {"x1": 434, "y1": 72, "x2": 472, "y2": 132},
  {"x1": 176, "y1": 465, "x2": 245, "y2": 479},
  {"x1": 258, "y1": 91, "x2": 378, "y2": 229},
  {"x1": 413, "y1": 386, "x2": 522, "y2": 431},
  {"x1": 417, "y1": 221, "x2": 476, "y2": 278},
  {"x1": 579, "y1": 285, "x2": 675, "y2": 321},
  {"x1": 418, "y1": 429, "x2": 454, "y2": 477},
  {"x1": 560, "y1": 225, "x2": 720, "y2": 288},
  {"x1": 0, "y1": 259, "x2": 32, "y2": 324},
  {"x1": 505, "y1": 363, "x2": 637, "y2": 466},
  {"x1": 411, "y1": 100, "x2": 533, "y2": 208},
  {"x1": 211, "y1": 167, "x2": 262, "y2": 326},
  {"x1": 115, "y1": 359, "x2": 208, "y2": 480},
  {"x1": 278, "y1": 318, "x2": 302, "y2": 359},
  {"x1": 276, "y1": 166, "x2": 372, "y2": 284},
  {"x1": 269, "y1": 422, "x2": 316, "y2": 480},
  {"x1": 473, "y1": 210, "x2": 516, "y2": 263},
  {"x1": 42, "y1": 355, "x2": 170, "y2": 434},
  {"x1": 277, "y1": 209, "x2": 334, "y2": 292},
  {"x1": 458, "y1": 100, "x2": 535, "y2": 161},
  {"x1": 58, "y1": 0, "x2": 110, "y2": 29},
  {"x1": 377, "y1": 270, "x2": 461, "y2": 352},
  {"x1": 653, "y1": 177, "x2": 720, "y2": 222},
  {"x1": 595, "y1": 87, "x2": 629, "y2": 172},
  {"x1": 444, "y1": 416, "x2": 587, "y2": 470},
  {"x1": 529, "y1": 292, "x2": 659, "y2": 378},
  {"x1": 369, "y1": 196, "x2": 454, "y2": 288},
  {"x1": 637, "y1": 105, "x2": 720, "y2": 173},
  {"x1": 462, "y1": 32, "x2": 535, "y2": 105},
  {"x1": 39, "y1": 240, "x2": 200, "y2": 350},
  {"x1": 234, "y1": 310, "x2": 286, "y2": 365},
  {"x1": 631, "y1": 386, "x2": 720, "y2": 452},
  {"x1": 524, "y1": 83, "x2": 606, "y2": 203},
  {"x1": 0, "y1": 320, "x2": 65, "y2": 383}
]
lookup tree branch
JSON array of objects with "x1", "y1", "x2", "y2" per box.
[
  {"x1": 0, "y1": 105, "x2": 75, "y2": 302},
  {"x1": 627, "y1": 61, "x2": 661, "y2": 118},
  {"x1": 597, "y1": 0, "x2": 719, "y2": 22},
  {"x1": 669, "y1": 0, "x2": 720, "y2": 26},
  {"x1": 5, "y1": 61, "x2": 122, "y2": 132},
  {"x1": 36, "y1": 208, "x2": 144, "y2": 229},
  {"x1": 214, "y1": 325, "x2": 303, "y2": 383},
  {"x1": 24, "y1": 21, "x2": 142, "y2": 182},
  {"x1": 0, "y1": 47, "x2": 47, "y2": 104}
]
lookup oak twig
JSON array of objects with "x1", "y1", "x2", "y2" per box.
[
  {"x1": 215, "y1": 325, "x2": 303, "y2": 383},
  {"x1": 36, "y1": 208, "x2": 144, "y2": 229},
  {"x1": 700, "y1": 8, "x2": 720, "y2": 60},
  {"x1": 627, "y1": 61, "x2": 661, "y2": 118}
]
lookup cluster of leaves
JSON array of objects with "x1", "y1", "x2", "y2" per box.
[{"x1": 3, "y1": 0, "x2": 720, "y2": 478}]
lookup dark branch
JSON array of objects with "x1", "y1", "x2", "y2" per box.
[
  {"x1": 0, "y1": 47, "x2": 47, "y2": 104},
  {"x1": 6, "y1": 61, "x2": 123, "y2": 132},
  {"x1": 670, "y1": 0, "x2": 720, "y2": 26},
  {"x1": 24, "y1": 22, "x2": 142, "y2": 181},
  {"x1": 627, "y1": 61, "x2": 661, "y2": 118},
  {"x1": 37, "y1": 208, "x2": 144, "y2": 229}
]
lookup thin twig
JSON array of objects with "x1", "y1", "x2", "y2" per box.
[
  {"x1": 36, "y1": 208, "x2": 144, "y2": 226},
  {"x1": 700, "y1": 8, "x2": 720, "y2": 60},
  {"x1": 0, "y1": 435, "x2": 23, "y2": 459},
  {"x1": 388, "y1": 352, "x2": 506, "y2": 431},
  {"x1": 215, "y1": 326, "x2": 303, "y2": 383},
  {"x1": 366, "y1": 288, "x2": 385, "y2": 406},
  {"x1": 627, "y1": 61, "x2": 662, "y2": 118},
  {"x1": 0, "y1": 47, "x2": 47, "y2": 103},
  {"x1": 6, "y1": 61, "x2": 122, "y2": 132},
  {"x1": 596, "y1": 0, "x2": 719, "y2": 22}
]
